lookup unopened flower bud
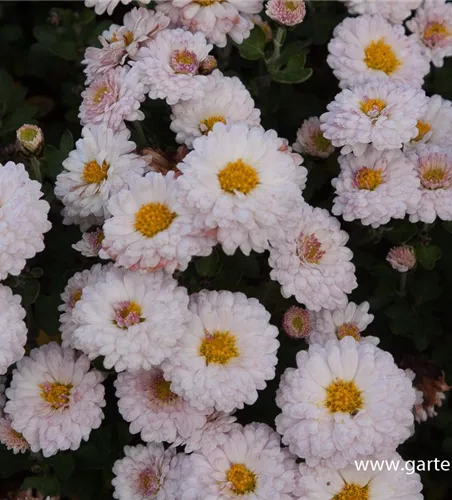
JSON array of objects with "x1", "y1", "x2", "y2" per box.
[
  {"x1": 16, "y1": 124, "x2": 44, "y2": 156},
  {"x1": 199, "y1": 55, "x2": 217, "y2": 75},
  {"x1": 386, "y1": 245, "x2": 416, "y2": 272},
  {"x1": 266, "y1": 0, "x2": 306, "y2": 27},
  {"x1": 282, "y1": 306, "x2": 312, "y2": 339}
]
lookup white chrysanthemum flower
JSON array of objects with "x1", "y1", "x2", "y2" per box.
[
  {"x1": 332, "y1": 147, "x2": 421, "y2": 227},
  {"x1": 85, "y1": 0, "x2": 150, "y2": 16},
  {"x1": 173, "y1": 411, "x2": 241, "y2": 454},
  {"x1": 72, "y1": 267, "x2": 190, "y2": 372},
  {"x1": 155, "y1": 1, "x2": 263, "y2": 48},
  {"x1": 136, "y1": 29, "x2": 212, "y2": 105},
  {"x1": 269, "y1": 204, "x2": 357, "y2": 312},
  {"x1": 0, "y1": 417, "x2": 29, "y2": 454},
  {"x1": 176, "y1": 123, "x2": 306, "y2": 255},
  {"x1": 406, "y1": 145, "x2": 452, "y2": 223},
  {"x1": 344, "y1": 0, "x2": 422, "y2": 24},
  {"x1": 73, "y1": 228, "x2": 104, "y2": 257},
  {"x1": 405, "y1": 94, "x2": 452, "y2": 150},
  {"x1": 328, "y1": 15, "x2": 429, "y2": 89},
  {"x1": 79, "y1": 66, "x2": 146, "y2": 131},
  {"x1": 308, "y1": 301, "x2": 378, "y2": 347},
  {"x1": 266, "y1": 0, "x2": 306, "y2": 26},
  {"x1": 275, "y1": 337, "x2": 416, "y2": 468},
  {"x1": 4, "y1": 343, "x2": 105, "y2": 457},
  {"x1": 59, "y1": 263, "x2": 112, "y2": 348},
  {"x1": 407, "y1": 1, "x2": 452, "y2": 67},
  {"x1": 115, "y1": 366, "x2": 213, "y2": 444},
  {"x1": 55, "y1": 125, "x2": 146, "y2": 224},
  {"x1": 0, "y1": 285, "x2": 27, "y2": 375},
  {"x1": 182, "y1": 423, "x2": 297, "y2": 499},
  {"x1": 293, "y1": 116, "x2": 335, "y2": 159},
  {"x1": 162, "y1": 290, "x2": 279, "y2": 413},
  {"x1": 84, "y1": 8, "x2": 170, "y2": 83},
  {"x1": 100, "y1": 172, "x2": 215, "y2": 273},
  {"x1": 112, "y1": 443, "x2": 185, "y2": 500},
  {"x1": 296, "y1": 453, "x2": 423, "y2": 500},
  {"x1": 170, "y1": 70, "x2": 261, "y2": 148},
  {"x1": 0, "y1": 162, "x2": 51, "y2": 280},
  {"x1": 320, "y1": 79, "x2": 428, "y2": 156}
]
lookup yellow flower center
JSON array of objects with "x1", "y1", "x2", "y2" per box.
[
  {"x1": 200, "y1": 330, "x2": 239, "y2": 365},
  {"x1": 155, "y1": 379, "x2": 178, "y2": 402},
  {"x1": 354, "y1": 167, "x2": 383, "y2": 190},
  {"x1": 73, "y1": 289, "x2": 82, "y2": 303},
  {"x1": 218, "y1": 159, "x2": 259, "y2": 195},
  {"x1": 201, "y1": 115, "x2": 227, "y2": 134},
  {"x1": 325, "y1": 380, "x2": 363, "y2": 414},
  {"x1": 134, "y1": 203, "x2": 177, "y2": 238},
  {"x1": 138, "y1": 468, "x2": 160, "y2": 496},
  {"x1": 123, "y1": 30, "x2": 134, "y2": 46},
  {"x1": 292, "y1": 316, "x2": 305, "y2": 331},
  {"x1": 284, "y1": 0, "x2": 298, "y2": 10},
  {"x1": 313, "y1": 132, "x2": 332, "y2": 153},
  {"x1": 93, "y1": 85, "x2": 109, "y2": 104},
  {"x1": 424, "y1": 22, "x2": 449, "y2": 44},
  {"x1": 333, "y1": 483, "x2": 369, "y2": 500},
  {"x1": 423, "y1": 167, "x2": 446, "y2": 184},
  {"x1": 336, "y1": 323, "x2": 361, "y2": 341},
  {"x1": 18, "y1": 127, "x2": 38, "y2": 142},
  {"x1": 413, "y1": 120, "x2": 432, "y2": 142},
  {"x1": 227, "y1": 464, "x2": 257, "y2": 495},
  {"x1": 364, "y1": 38, "x2": 400, "y2": 74},
  {"x1": 359, "y1": 98, "x2": 386, "y2": 118},
  {"x1": 39, "y1": 382, "x2": 73, "y2": 410},
  {"x1": 196, "y1": 0, "x2": 219, "y2": 5},
  {"x1": 82, "y1": 160, "x2": 109, "y2": 184}
]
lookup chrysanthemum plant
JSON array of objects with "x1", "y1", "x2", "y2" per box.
[{"x1": 1, "y1": 1, "x2": 452, "y2": 499}]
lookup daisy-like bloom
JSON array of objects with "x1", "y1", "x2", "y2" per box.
[
  {"x1": 83, "y1": 8, "x2": 170, "y2": 83},
  {"x1": 100, "y1": 172, "x2": 216, "y2": 273},
  {"x1": 0, "y1": 417, "x2": 29, "y2": 454},
  {"x1": 59, "y1": 263, "x2": 112, "y2": 348},
  {"x1": 155, "y1": 1, "x2": 264, "y2": 48},
  {"x1": 275, "y1": 337, "x2": 416, "y2": 468},
  {"x1": 173, "y1": 411, "x2": 241, "y2": 454},
  {"x1": 282, "y1": 306, "x2": 313, "y2": 339},
  {"x1": 293, "y1": 117, "x2": 335, "y2": 159},
  {"x1": 0, "y1": 162, "x2": 51, "y2": 280},
  {"x1": 85, "y1": 0, "x2": 150, "y2": 16},
  {"x1": 406, "y1": 145, "x2": 452, "y2": 223},
  {"x1": 79, "y1": 65, "x2": 146, "y2": 131},
  {"x1": 170, "y1": 70, "x2": 261, "y2": 148},
  {"x1": 407, "y1": 1, "x2": 452, "y2": 67},
  {"x1": 405, "y1": 95, "x2": 452, "y2": 149},
  {"x1": 16, "y1": 124, "x2": 44, "y2": 156},
  {"x1": 162, "y1": 290, "x2": 279, "y2": 413},
  {"x1": 269, "y1": 204, "x2": 357, "y2": 312},
  {"x1": 387, "y1": 245, "x2": 417, "y2": 272},
  {"x1": 72, "y1": 228, "x2": 104, "y2": 257},
  {"x1": 320, "y1": 79, "x2": 428, "y2": 156},
  {"x1": 136, "y1": 29, "x2": 212, "y2": 106},
  {"x1": 308, "y1": 301, "x2": 378, "y2": 347},
  {"x1": 344, "y1": 0, "x2": 422, "y2": 25},
  {"x1": 115, "y1": 366, "x2": 213, "y2": 444},
  {"x1": 327, "y1": 15, "x2": 429, "y2": 89},
  {"x1": 0, "y1": 285, "x2": 27, "y2": 375},
  {"x1": 112, "y1": 443, "x2": 185, "y2": 500},
  {"x1": 266, "y1": 0, "x2": 306, "y2": 26},
  {"x1": 176, "y1": 123, "x2": 306, "y2": 255},
  {"x1": 182, "y1": 423, "x2": 297, "y2": 499},
  {"x1": 296, "y1": 452, "x2": 423, "y2": 500},
  {"x1": 72, "y1": 267, "x2": 190, "y2": 372},
  {"x1": 4, "y1": 343, "x2": 105, "y2": 457},
  {"x1": 55, "y1": 125, "x2": 146, "y2": 223},
  {"x1": 332, "y1": 147, "x2": 421, "y2": 227}
]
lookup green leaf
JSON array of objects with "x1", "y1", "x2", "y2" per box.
[
  {"x1": 13, "y1": 278, "x2": 40, "y2": 307},
  {"x1": 238, "y1": 26, "x2": 266, "y2": 61},
  {"x1": 48, "y1": 453, "x2": 75, "y2": 481},
  {"x1": 21, "y1": 476, "x2": 60, "y2": 496},
  {"x1": 59, "y1": 129, "x2": 74, "y2": 156},
  {"x1": 415, "y1": 244, "x2": 442, "y2": 270},
  {"x1": 387, "y1": 221, "x2": 417, "y2": 244},
  {"x1": 44, "y1": 130, "x2": 73, "y2": 181},
  {"x1": 195, "y1": 252, "x2": 222, "y2": 278},
  {"x1": 269, "y1": 53, "x2": 313, "y2": 84}
]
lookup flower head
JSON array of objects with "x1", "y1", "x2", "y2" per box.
[
  {"x1": 5, "y1": 343, "x2": 105, "y2": 457},
  {"x1": 85, "y1": 0, "x2": 150, "y2": 16},
  {"x1": 16, "y1": 124, "x2": 44, "y2": 156},
  {"x1": 387, "y1": 245, "x2": 417, "y2": 272},
  {"x1": 293, "y1": 117, "x2": 334, "y2": 159},
  {"x1": 73, "y1": 228, "x2": 104, "y2": 257},
  {"x1": 344, "y1": 0, "x2": 422, "y2": 24},
  {"x1": 266, "y1": 0, "x2": 306, "y2": 26},
  {"x1": 282, "y1": 306, "x2": 312, "y2": 339},
  {"x1": 0, "y1": 417, "x2": 29, "y2": 454}
]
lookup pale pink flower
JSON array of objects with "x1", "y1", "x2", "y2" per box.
[
  {"x1": 293, "y1": 116, "x2": 335, "y2": 158},
  {"x1": 282, "y1": 306, "x2": 312, "y2": 339},
  {"x1": 72, "y1": 228, "x2": 104, "y2": 258},
  {"x1": 387, "y1": 245, "x2": 416, "y2": 272},
  {"x1": 0, "y1": 417, "x2": 29, "y2": 454},
  {"x1": 79, "y1": 66, "x2": 146, "y2": 131},
  {"x1": 266, "y1": 0, "x2": 306, "y2": 26}
]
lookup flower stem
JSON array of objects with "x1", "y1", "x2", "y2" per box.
[
  {"x1": 30, "y1": 156, "x2": 42, "y2": 183},
  {"x1": 399, "y1": 272, "x2": 407, "y2": 296},
  {"x1": 267, "y1": 26, "x2": 286, "y2": 67},
  {"x1": 133, "y1": 121, "x2": 147, "y2": 149}
]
